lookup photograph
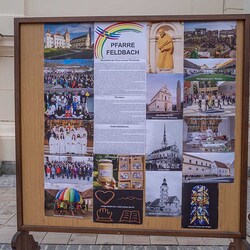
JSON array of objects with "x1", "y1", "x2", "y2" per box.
[
  {"x1": 44, "y1": 59, "x2": 94, "y2": 89},
  {"x1": 44, "y1": 119, "x2": 93, "y2": 155},
  {"x1": 184, "y1": 81, "x2": 236, "y2": 116},
  {"x1": 145, "y1": 171, "x2": 182, "y2": 217},
  {"x1": 146, "y1": 74, "x2": 184, "y2": 119},
  {"x1": 118, "y1": 181, "x2": 131, "y2": 189},
  {"x1": 44, "y1": 155, "x2": 93, "y2": 188},
  {"x1": 44, "y1": 23, "x2": 94, "y2": 60},
  {"x1": 182, "y1": 183, "x2": 218, "y2": 229},
  {"x1": 44, "y1": 89, "x2": 94, "y2": 120},
  {"x1": 183, "y1": 116, "x2": 235, "y2": 152},
  {"x1": 184, "y1": 21, "x2": 236, "y2": 59},
  {"x1": 183, "y1": 152, "x2": 234, "y2": 183},
  {"x1": 119, "y1": 172, "x2": 131, "y2": 181},
  {"x1": 44, "y1": 155, "x2": 93, "y2": 219},
  {"x1": 146, "y1": 120, "x2": 183, "y2": 171},
  {"x1": 148, "y1": 22, "x2": 184, "y2": 74},
  {"x1": 131, "y1": 171, "x2": 143, "y2": 180},
  {"x1": 131, "y1": 181, "x2": 143, "y2": 189},
  {"x1": 184, "y1": 58, "x2": 236, "y2": 81},
  {"x1": 93, "y1": 154, "x2": 144, "y2": 190}
]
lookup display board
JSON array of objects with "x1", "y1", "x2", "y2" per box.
[{"x1": 13, "y1": 16, "x2": 250, "y2": 247}]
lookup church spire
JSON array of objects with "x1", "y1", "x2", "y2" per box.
[{"x1": 161, "y1": 123, "x2": 167, "y2": 148}]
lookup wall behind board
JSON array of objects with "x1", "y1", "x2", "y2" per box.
[{"x1": 0, "y1": 0, "x2": 249, "y2": 163}]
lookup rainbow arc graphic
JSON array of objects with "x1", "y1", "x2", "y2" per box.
[{"x1": 94, "y1": 22, "x2": 143, "y2": 59}]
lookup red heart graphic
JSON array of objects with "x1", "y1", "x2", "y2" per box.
[{"x1": 95, "y1": 190, "x2": 115, "y2": 205}]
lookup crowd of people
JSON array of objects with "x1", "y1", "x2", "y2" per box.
[
  {"x1": 44, "y1": 90, "x2": 93, "y2": 120},
  {"x1": 185, "y1": 33, "x2": 236, "y2": 58},
  {"x1": 53, "y1": 199, "x2": 89, "y2": 216},
  {"x1": 44, "y1": 160, "x2": 93, "y2": 181},
  {"x1": 184, "y1": 92, "x2": 236, "y2": 110},
  {"x1": 46, "y1": 124, "x2": 89, "y2": 155},
  {"x1": 44, "y1": 68, "x2": 94, "y2": 89}
]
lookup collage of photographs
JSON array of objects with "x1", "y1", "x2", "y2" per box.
[
  {"x1": 145, "y1": 22, "x2": 184, "y2": 217},
  {"x1": 182, "y1": 21, "x2": 236, "y2": 229},
  {"x1": 44, "y1": 23, "x2": 95, "y2": 219},
  {"x1": 42, "y1": 20, "x2": 237, "y2": 229}
]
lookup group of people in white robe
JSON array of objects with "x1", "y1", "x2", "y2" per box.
[{"x1": 48, "y1": 125, "x2": 88, "y2": 155}]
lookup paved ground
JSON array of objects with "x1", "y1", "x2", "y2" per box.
[{"x1": 0, "y1": 175, "x2": 249, "y2": 249}]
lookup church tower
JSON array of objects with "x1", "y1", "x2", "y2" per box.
[
  {"x1": 45, "y1": 29, "x2": 52, "y2": 48},
  {"x1": 86, "y1": 27, "x2": 91, "y2": 48},
  {"x1": 161, "y1": 123, "x2": 168, "y2": 148},
  {"x1": 160, "y1": 178, "x2": 169, "y2": 207},
  {"x1": 176, "y1": 80, "x2": 181, "y2": 111},
  {"x1": 64, "y1": 29, "x2": 70, "y2": 48}
]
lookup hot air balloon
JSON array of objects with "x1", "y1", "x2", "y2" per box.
[{"x1": 55, "y1": 188, "x2": 83, "y2": 204}]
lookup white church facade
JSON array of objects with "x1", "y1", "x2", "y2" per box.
[{"x1": 146, "y1": 177, "x2": 181, "y2": 216}]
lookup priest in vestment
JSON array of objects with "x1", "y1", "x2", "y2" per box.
[{"x1": 157, "y1": 29, "x2": 174, "y2": 71}]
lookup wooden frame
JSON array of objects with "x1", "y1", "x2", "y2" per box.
[{"x1": 12, "y1": 15, "x2": 250, "y2": 249}]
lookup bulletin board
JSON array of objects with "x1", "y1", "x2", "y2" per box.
[{"x1": 14, "y1": 15, "x2": 250, "y2": 241}]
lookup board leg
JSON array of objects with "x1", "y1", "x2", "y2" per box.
[
  {"x1": 11, "y1": 231, "x2": 40, "y2": 250},
  {"x1": 228, "y1": 238, "x2": 250, "y2": 250}
]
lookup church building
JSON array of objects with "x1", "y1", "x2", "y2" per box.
[
  {"x1": 45, "y1": 29, "x2": 71, "y2": 49},
  {"x1": 146, "y1": 177, "x2": 181, "y2": 216},
  {"x1": 146, "y1": 124, "x2": 182, "y2": 171}
]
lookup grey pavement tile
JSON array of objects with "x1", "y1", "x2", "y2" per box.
[
  {"x1": 176, "y1": 237, "x2": 205, "y2": 246},
  {"x1": 0, "y1": 194, "x2": 16, "y2": 203},
  {"x1": 0, "y1": 202, "x2": 9, "y2": 209},
  {"x1": 4, "y1": 214, "x2": 17, "y2": 226},
  {"x1": 91, "y1": 246, "x2": 102, "y2": 250},
  {"x1": 0, "y1": 189, "x2": 10, "y2": 195},
  {"x1": 46, "y1": 245, "x2": 57, "y2": 250},
  {"x1": 124, "y1": 246, "x2": 134, "y2": 250},
  {"x1": 69, "y1": 245, "x2": 82, "y2": 250},
  {"x1": 123, "y1": 235, "x2": 150, "y2": 245},
  {"x1": 155, "y1": 247, "x2": 167, "y2": 250},
  {"x1": 145, "y1": 246, "x2": 157, "y2": 250},
  {"x1": 150, "y1": 236, "x2": 177, "y2": 245},
  {"x1": 0, "y1": 245, "x2": 12, "y2": 250},
  {"x1": 100, "y1": 246, "x2": 112, "y2": 250},
  {"x1": 55, "y1": 245, "x2": 68, "y2": 250},
  {"x1": 113, "y1": 246, "x2": 124, "y2": 250},
  {"x1": 41, "y1": 232, "x2": 72, "y2": 245},
  {"x1": 202, "y1": 237, "x2": 231, "y2": 246},
  {"x1": 96, "y1": 234, "x2": 123, "y2": 245},
  {"x1": 69, "y1": 233, "x2": 97, "y2": 245},
  {"x1": 134, "y1": 247, "x2": 145, "y2": 250},
  {"x1": 0, "y1": 203, "x2": 16, "y2": 220},
  {"x1": 0, "y1": 226, "x2": 17, "y2": 244},
  {"x1": 31, "y1": 231, "x2": 47, "y2": 243},
  {"x1": 176, "y1": 247, "x2": 199, "y2": 250}
]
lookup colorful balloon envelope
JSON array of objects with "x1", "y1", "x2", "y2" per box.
[{"x1": 55, "y1": 188, "x2": 83, "y2": 204}]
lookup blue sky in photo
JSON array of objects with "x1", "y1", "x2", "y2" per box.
[
  {"x1": 184, "y1": 21, "x2": 236, "y2": 32},
  {"x1": 44, "y1": 59, "x2": 94, "y2": 67},
  {"x1": 147, "y1": 73, "x2": 183, "y2": 104},
  {"x1": 44, "y1": 23, "x2": 94, "y2": 41}
]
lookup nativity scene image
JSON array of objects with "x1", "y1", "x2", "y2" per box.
[
  {"x1": 145, "y1": 171, "x2": 182, "y2": 217},
  {"x1": 148, "y1": 22, "x2": 184, "y2": 74}
]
